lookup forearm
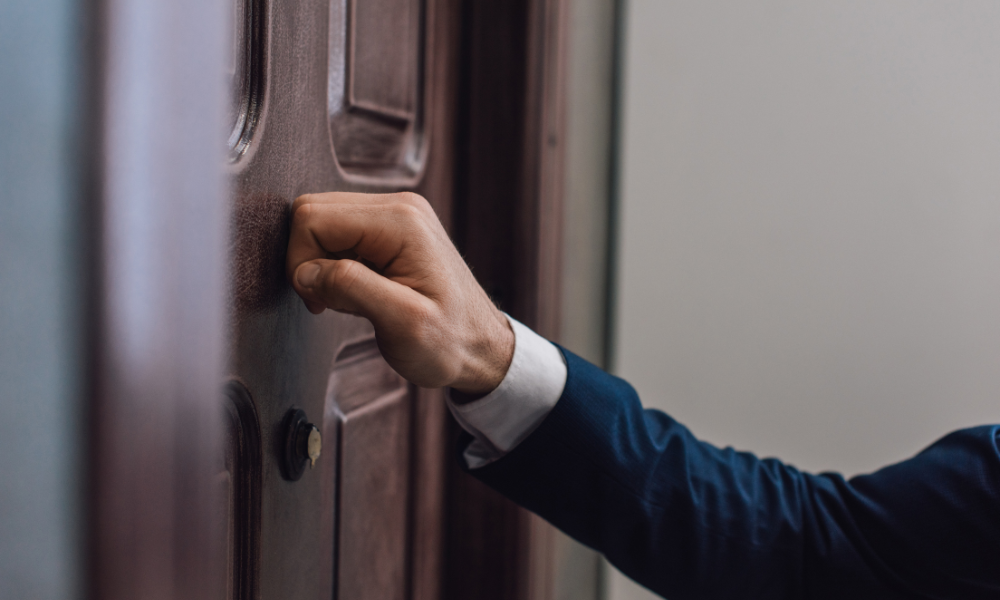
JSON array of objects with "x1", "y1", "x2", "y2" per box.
[{"x1": 462, "y1": 349, "x2": 905, "y2": 600}]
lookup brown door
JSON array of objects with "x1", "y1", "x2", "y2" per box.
[
  {"x1": 224, "y1": 0, "x2": 458, "y2": 598},
  {"x1": 86, "y1": 0, "x2": 566, "y2": 598}
]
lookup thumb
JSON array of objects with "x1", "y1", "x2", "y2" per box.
[{"x1": 293, "y1": 258, "x2": 429, "y2": 327}]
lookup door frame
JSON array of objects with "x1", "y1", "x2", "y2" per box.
[{"x1": 446, "y1": 0, "x2": 569, "y2": 598}]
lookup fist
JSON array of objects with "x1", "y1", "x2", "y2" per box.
[{"x1": 286, "y1": 191, "x2": 514, "y2": 396}]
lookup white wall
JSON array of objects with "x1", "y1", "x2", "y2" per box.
[
  {"x1": 610, "y1": 2, "x2": 1000, "y2": 599},
  {"x1": 561, "y1": 0, "x2": 616, "y2": 369}
]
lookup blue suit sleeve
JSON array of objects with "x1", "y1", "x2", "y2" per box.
[{"x1": 461, "y1": 348, "x2": 1000, "y2": 600}]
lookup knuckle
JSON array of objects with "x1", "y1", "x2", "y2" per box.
[
  {"x1": 389, "y1": 200, "x2": 424, "y2": 225},
  {"x1": 291, "y1": 201, "x2": 318, "y2": 226},
  {"x1": 395, "y1": 191, "x2": 427, "y2": 209},
  {"x1": 291, "y1": 193, "x2": 318, "y2": 214},
  {"x1": 322, "y1": 259, "x2": 363, "y2": 294},
  {"x1": 395, "y1": 192, "x2": 434, "y2": 218}
]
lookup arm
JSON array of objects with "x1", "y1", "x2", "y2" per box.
[
  {"x1": 468, "y1": 348, "x2": 1000, "y2": 600},
  {"x1": 447, "y1": 314, "x2": 566, "y2": 468},
  {"x1": 286, "y1": 191, "x2": 1000, "y2": 600}
]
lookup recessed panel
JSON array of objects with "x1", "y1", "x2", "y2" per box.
[
  {"x1": 349, "y1": 0, "x2": 419, "y2": 121},
  {"x1": 328, "y1": 0, "x2": 427, "y2": 181},
  {"x1": 328, "y1": 338, "x2": 409, "y2": 414},
  {"x1": 337, "y1": 392, "x2": 410, "y2": 600},
  {"x1": 324, "y1": 338, "x2": 411, "y2": 600}
]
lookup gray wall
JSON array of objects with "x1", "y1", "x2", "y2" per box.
[
  {"x1": 610, "y1": 2, "x2": 1000, "y2": 598},
  {"x1": 0, "y1": 0, "x2": 83, "y2": 598},
  {"x1": 561, "y1": 0, "x2": 617, "y2": 368}
]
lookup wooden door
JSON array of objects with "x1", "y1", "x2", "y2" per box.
[
  {"x1": 85, "y1": 0, "x2": 567, "y2": 598},
  {"x1": 224, "y1": 0, "x2": 459, "y2": 598}
]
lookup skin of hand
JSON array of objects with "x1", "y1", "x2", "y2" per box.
[{"x1": 286, "y1": 191, "x2": 514, "y2": 398}]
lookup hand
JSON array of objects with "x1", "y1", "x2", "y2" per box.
[{"x1": 286, "y1": 191, "x2": 514, "y2": 396}]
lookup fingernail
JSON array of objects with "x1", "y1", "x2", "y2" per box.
[{"x1": 297, "y1": 263, "x2": 321, "y2": 289}]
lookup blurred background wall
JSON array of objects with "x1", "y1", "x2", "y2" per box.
[
  {"x1": 607, "y1": 1, "x2": 1000, "y2": 598},
  {"x1": 0, "y1": 0, "x2": 83, "y2": 598}
]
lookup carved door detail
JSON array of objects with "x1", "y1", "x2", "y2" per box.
[{"x1": 329, "y1": 0, "x2": 427, "y2": 181}]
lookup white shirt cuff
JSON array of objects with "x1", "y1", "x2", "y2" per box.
[{"x1": 446, "y1": 314, "x2": 568, "y2": 469}]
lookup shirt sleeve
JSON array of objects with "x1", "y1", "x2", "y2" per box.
[{"x1": 446, "y1": 313, "x2": 568, "y2": 469}]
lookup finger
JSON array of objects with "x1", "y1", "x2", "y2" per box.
[
  {"x1": 292, "y1": 191, "x2": 427, "y2": 214},
  {"x1": 293, "y1": 258, "x2": 433, "y2": 329},
  {"x1": 287, "y1": 201, "x2": 429, "y2": 278},
  {"x1": 292, "y1": 192, "x2": 379, "y2": 215}
]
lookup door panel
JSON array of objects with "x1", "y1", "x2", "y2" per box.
[
  {"x1": 226, "y1": 0, "x2": 454, "y2": 598},
  {"x1": 326, "y1": 339, "x2": 411, "y2": 600},
  {"x1": 337, "y1": 390, "x2": 411, "y2": 600},
  {"x1": 330, "y1": 0, "x2": 427, "y2": 180}
]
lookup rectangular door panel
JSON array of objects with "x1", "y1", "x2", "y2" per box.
[
  {"x1": 325, "y1": 339, "x2": 411, "y2": 600},
  {"x1": 349, "y1": 0, "x2": 420, "y2": 118},
  {"x1": 330, "y1": 0, "x2": 427, "y2": 179},
  {"x1": 337, "y1": 391, "x2": 411, "y2": 600}
]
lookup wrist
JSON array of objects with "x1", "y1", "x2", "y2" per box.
[{"x1": 450, "y1": 309, "x2": 514, "y2": 402}]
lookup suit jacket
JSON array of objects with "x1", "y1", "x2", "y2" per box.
[{"x1": 462, "y1": 348, "x2": 1000, "y2": 600}]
